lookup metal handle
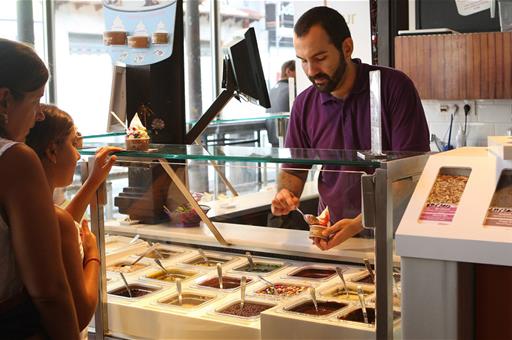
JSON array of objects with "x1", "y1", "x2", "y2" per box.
[
  {"x1": 216, "y1": 263, "x2": 223, "y2": 289},
  {"x1": 119, "y1": 273, "x2": 132, "y2": 298},
  {"x1": 245, "y1": 251, "x2": 255, "y2": 269},
  {"x1": 240, "y1": 276, "x2": 246, "y2": 310},
  {"x1": 336, "y1": 267, "x2": 350, "y2": 298},
  {"x1": 176, "y1": 278, "x2": 183, "y2": 306},
  {"x1": 154, "y1": 258, "x2": 169, "y2": 275},
  {"x1": 198, "y1": 249, "x2": 209, "y2": 265},
  {"x1": 357, "y1": 285, "x2": 369, "y2": 324},
  {"x1": 309, "y1": 287, "x2": 318, "y2": 312},
  {"x1": 364, "y1": 258, "x2": 376, "y2": 284}
]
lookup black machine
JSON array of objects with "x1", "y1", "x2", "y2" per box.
[{"x1": 116, "y1": 21, "x2": 271, "y2": 223}]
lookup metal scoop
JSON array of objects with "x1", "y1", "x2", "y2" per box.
[
  {"x1": 131, "y1": 243, "x2": 158, "y2": 266},
  {"x1": 128, "y1": 234, "x2": 140, "y2": 245},
  {"x1": 335, "y1": 267, "x2": 350, "y2": 298},
  {"x1": 240, "y1": 276, "x2": 247, "y2": 311},
  {"x1": 216, "y1": 263, "x2": 223, "y2": 289},
  {"x1": 258, "y1": 275, "x2": 277, "y2": 295},
  {"x1": 154, "y1": 258, "x2": 170, "y2": 276},
  {"x1": 176, "y1": 278, "x2": 183, "y2": 306},
  {"x1": 147, "y1": 241, "x2": 165, "y2": 259},
  {"x1": 309, "y1": 287, "x2": 318, "y2": 312},
  {"x1": 119, "y1": 272, "x2": 132, "y2": 298},
  {"x1": 296, "y1": 207, "x2": 319, "y2": 225},
  {"x1": 356, "y1": 285, "x2": 369, "y2": 324},
  {"x1": 245, "y1": 251, "x2": 255, "y2": 270},
  {"x1": 198, "y1": 249, "x2": 209, "y2": 265},
  {"x1": 363, "y1": 258, "x2": 375, "y2": 284}
]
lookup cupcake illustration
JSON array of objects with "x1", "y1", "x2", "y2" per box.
[
  {"x1": 152, "y1": 21, "x2": 169, "y2": 45},
  {"x1": 128, "y1": 21, "x2": 150, "y2": 49},
  {"x1": 103, "y1": 16, "x2": 127, "y2": 46}
]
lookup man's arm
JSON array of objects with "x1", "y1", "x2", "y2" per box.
[{"x1": 271, "y1": 169, "x2": 308, "y2": 216}]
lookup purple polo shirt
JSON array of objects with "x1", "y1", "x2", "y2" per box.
[{"x1": 284, "y1": 59, "x2": 430, "y2": 223}]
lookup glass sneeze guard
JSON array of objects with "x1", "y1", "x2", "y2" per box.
[{"x1": 80, "y1": 141, "x2": 424, "y2": 168}]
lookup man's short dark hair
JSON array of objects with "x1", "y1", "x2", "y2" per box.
[
  {"x1": 281, "y1": 60, "x2": 295, "y2": 76},
  {"x1": 294, "y1": 6, "x2": 351, "y2": 52}
]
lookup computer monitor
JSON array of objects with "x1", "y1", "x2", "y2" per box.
[
  {"x1": 225, "y1": 27, "x2": 271, "y2": 109},
  {"x1": 185, "y1": 27, "x2": 271, "y2": 143}
]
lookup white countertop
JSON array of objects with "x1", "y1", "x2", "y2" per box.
[{"x1": 105, "y1": 220, "x2": 381, "y2": 264}]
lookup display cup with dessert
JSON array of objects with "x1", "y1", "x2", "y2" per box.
[
  {"x1": 125, "y1": 113, "x2": 150, "y2": 151},
  {"x1": 308, "y1": 207, "x2": 330, "y2": 240}
]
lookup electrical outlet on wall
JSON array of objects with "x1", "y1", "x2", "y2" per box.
[
  {"x1": 463, "y1": 100, "x2": 476, "y2": 116},
  {"x1": 438, "y1": 100, "x2": 476, "y2": 121}
]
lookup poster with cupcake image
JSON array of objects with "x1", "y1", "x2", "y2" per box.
[{"x1": 103, "y1": 0, "x2": 175, "y2": 66}]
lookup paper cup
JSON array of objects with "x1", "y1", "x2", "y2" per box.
[
  {"x1": 309, "y1": 224, "x2": 328, "y2": 240},
  {"x1": 125, "y1": 137, "x2": 150, "y2": 151}
]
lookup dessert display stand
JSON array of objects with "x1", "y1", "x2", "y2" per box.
[
  {"x1": 396, "y1": 138, "x2": 512, "y2": 339},
  {"x1": 80, "y1": 143, "x2": 428, "y2": 339}
]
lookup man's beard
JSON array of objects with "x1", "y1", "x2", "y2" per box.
[{"x1": 308, "y1": 55, "x2": 347, "y2": 93}]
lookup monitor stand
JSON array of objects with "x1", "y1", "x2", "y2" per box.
[{"x1": 185, "y1": 58, "x2": 237, "y2": 144}]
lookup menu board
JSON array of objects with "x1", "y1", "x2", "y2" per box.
[
  {"x1": 484, "y1": 169, "x2": 512, "y2": 228},
  {"x1": 419, "y1": 167, "x2": 471, "y2": 223},
  {"x1": 102, "y1": 0, "x2": 176, "y2": 66}
]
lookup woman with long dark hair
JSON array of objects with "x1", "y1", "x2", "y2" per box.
[{"x1": 0, "y1": 38, "x2": 79, "y2": 339}]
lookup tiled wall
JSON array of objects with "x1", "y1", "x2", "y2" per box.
[{"x1": 422, "y1": 100, "x2": 512, "y2": 151}]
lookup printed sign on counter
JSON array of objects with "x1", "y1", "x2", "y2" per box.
[
  {"x1": 484, "y1": 169, "x2": 512, "y2": 228},
  {"x1": 103, "y1": 0, "x2": 176, "y2": 66}
]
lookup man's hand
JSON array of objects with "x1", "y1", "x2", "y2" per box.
[
  {"x1": 313, "y1": 214, "x2": 363, "y2": 250},
  {"x1": 271, "y1": 188, "x2": 300, "y2": 216}
]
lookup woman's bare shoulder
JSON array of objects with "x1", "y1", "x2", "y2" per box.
[
  {"x1": 0, "y1": 143, "x2": 46, "y2": 200},
  {"x1": 0, "y1": 143, "x2": 42, "y2": 173}
]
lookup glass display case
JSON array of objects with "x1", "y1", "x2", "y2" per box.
[{"x1": 77, "y1": 141, "x2": 427, "y2": 339}]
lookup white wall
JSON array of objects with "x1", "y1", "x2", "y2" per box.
[{"x1": 422, "y1": 99, "x2": 512, "y2": 151}]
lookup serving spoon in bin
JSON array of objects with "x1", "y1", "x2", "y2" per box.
[
  {"x1": 154, "y1": 258, "x2": 170, "y2": 276},
  {"x1": 147, "y1": 240, "x2": 165, "y2": 259},
  {"x1": 309, "y1": 287, "x2": 319, "y2": 313},
  {"x1": 198, "y1": 249, "x2": 209, "y2": 265},
  {"x1": 336, "y1": 267, "x2": 350, "y2": 299},
  {"x1": 357, "y1": 285, "x2": 369, "y2": 324},
  {"x1": 176, "y1": 278, "x2": 183, "y2": 306},
  {"x1": 131, "y1": 243, "x2": 159, "y2": 266},
  {"x1": 128, "y1": 234, "x2": 140, "y2": 245},
  {"x1": 240, "y1": 276, "x2": 247, "y2": 311},
  {"x1": 258, "y1": 275, "x2": 277, "y2": 295},
  {"x1": 217, "y1": 263, "x2": 223, "y2": 289},
  {"x1": 245, "y1": 251, "x2": 255, "y2": 270},
  {"x1": 363, "y1": 258, "x2": 375, "y2": 284},
  {"x1": 119, "y1": 273, "x2": 132, "y2": 298}
]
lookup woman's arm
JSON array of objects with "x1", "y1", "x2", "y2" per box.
[
  {"x1": 1, "y1": 144, "x2": 79, "y2": 339},
  {"x1": 66, "y1": 146, "x2": 120, "y2": 222},
  {"x1": 56, "y1": 208, "x2": 98, "y2": 330}
]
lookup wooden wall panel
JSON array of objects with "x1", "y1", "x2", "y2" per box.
[
  {"x1": 394, "y1": 32, "x2": 512, "y2": 99},
  {"x1": 504, "y1": 33, "x2": 510, "y2": 95}
]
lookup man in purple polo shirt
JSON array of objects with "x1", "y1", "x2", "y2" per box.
[{"x1": 271, "y1": 6, "x2": 429, "y2": 250}]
